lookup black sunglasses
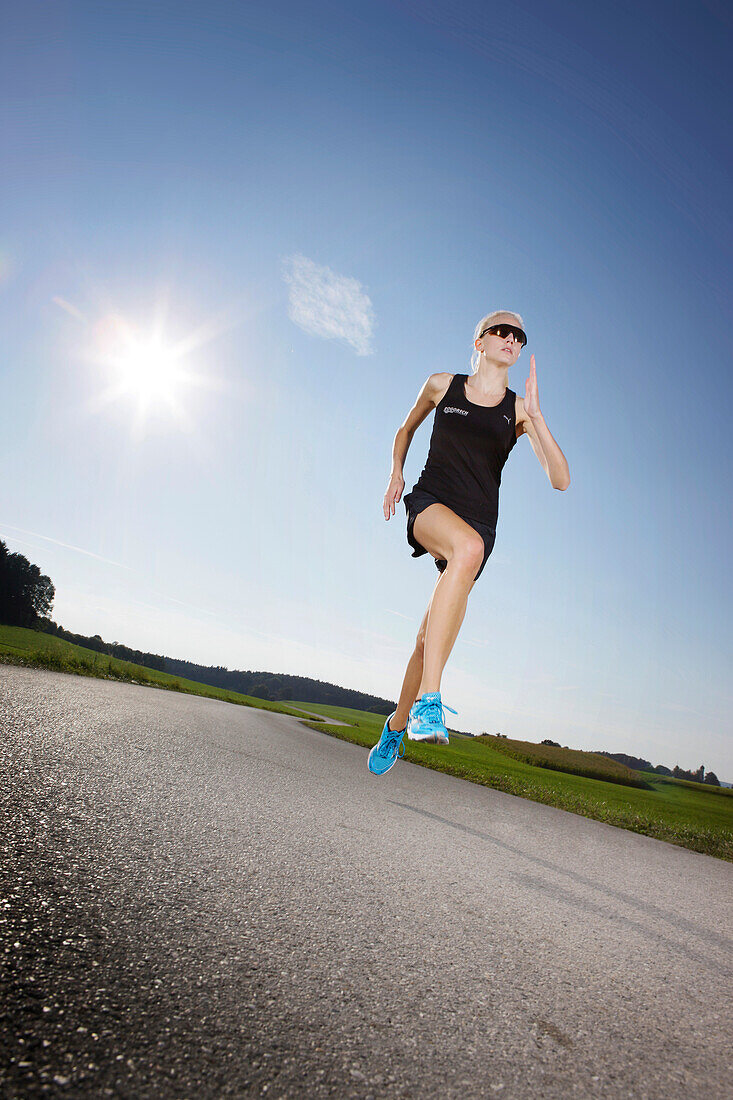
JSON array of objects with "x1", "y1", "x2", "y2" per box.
[{"x1": 479, "y1": 323, "x2": 527, "y2": 347}]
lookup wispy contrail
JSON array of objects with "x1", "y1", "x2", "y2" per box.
[
  {"x1": 0, "y1": 523, "x2": 131, "y2": 569},
  {"x1": 52, "y1": 296, "x2": 87, "y2": 322}
]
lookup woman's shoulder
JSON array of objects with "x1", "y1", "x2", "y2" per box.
[{"x1": 427, "y1": 372, "x2": 460, "y2": 405}]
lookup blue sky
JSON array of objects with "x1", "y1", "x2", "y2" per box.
[{"x1": 2, "y1": 1, "x2": 731, "y2": 777}]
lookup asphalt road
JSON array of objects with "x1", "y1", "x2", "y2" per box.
[{"x1": 2, "y1": 666, "x2": 731, "y2": 1100}]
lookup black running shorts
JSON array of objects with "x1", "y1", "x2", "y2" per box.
[{"x1": 403, "y1": 488, "x2": 496, "y2": 582}]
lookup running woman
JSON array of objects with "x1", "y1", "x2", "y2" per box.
[{"x1": 368, "y1": 310, "x2": 570, "y2": 775}]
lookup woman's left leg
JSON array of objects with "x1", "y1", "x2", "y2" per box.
[
  {"x1": 418, "y1": 568, "x2": 478, "y2": 696},
  {"x1": 390, "y1": 598, "x2": 433, "y2": 731},
  {"x1": 391, "y1": 570, "x2": 478, "y2": 730}
]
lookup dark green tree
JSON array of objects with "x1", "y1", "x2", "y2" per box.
[{"x1": 0, "y1": 540, "x2": 55, "y2": 627}]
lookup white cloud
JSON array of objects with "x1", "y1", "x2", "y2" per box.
[{"x1": 282, "y1": 253, "x2": 375, "y2": 356}]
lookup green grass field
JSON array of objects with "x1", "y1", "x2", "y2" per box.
[
  {"x1": 3, "y1": 624, "x2": 731, "y2": 861},
  {"x1": 283, "y1": 701, "x2": 733, "y2": 862},
  {"x1": 476, "y1": 733, "x2": 652, "y2": 788}
]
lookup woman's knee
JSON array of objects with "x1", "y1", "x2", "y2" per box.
[
  {"x1": 413, "y1": 506, "x2": 484, "y2": 576},
  {"x1": 451, "y1": 532, "x2": 485, "y2": 574}
]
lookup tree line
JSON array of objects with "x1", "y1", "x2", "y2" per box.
[
  {"x1": 593, "y1": 751, "x2": 720, "y2": 787},
  {"x1": 671, "y1": 763, "x2": 720, "y2": 787},
  {"x1": 0, "y1": 541, "x2": 55, "y2": 627}
]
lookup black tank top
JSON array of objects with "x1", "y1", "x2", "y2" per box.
[{"x1": 412, "y1": 373, "x2": 518, "y2": 528}]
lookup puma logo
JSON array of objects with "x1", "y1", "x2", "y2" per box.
[{"x1": 503, "y1": 414, "x2": 511, "y2": 423}]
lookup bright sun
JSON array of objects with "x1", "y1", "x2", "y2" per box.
[
  {"x1": 88, "y1": 312, "x2": 204, "y2": 429},
  {"x1": 114, "y1": 335, "x2": 184, "y2": 407}
]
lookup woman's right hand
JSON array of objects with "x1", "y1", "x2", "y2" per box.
[{"x1": 383, "y1": 472, "x2": 405, "y2": 519}]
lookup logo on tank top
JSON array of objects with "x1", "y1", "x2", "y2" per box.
[
  {"x1": 503, "y1": 414, "x2": 511, "y2": 423},
  {"x1": 444, "y1": 406, "x2": 468, "y2": 416}
]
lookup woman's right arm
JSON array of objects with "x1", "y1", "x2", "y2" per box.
[{"x1": 383, "y1": 373, "x2": 451, "y2": 519}]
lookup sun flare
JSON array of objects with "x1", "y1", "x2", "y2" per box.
[
  {"x1": 87, "y1": 311, "x2": 207, "y2": 430},
  {"x1": 114, "y1": 335, "x2": 185, "y2": 407}
]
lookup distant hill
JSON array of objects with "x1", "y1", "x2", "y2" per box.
[
  {"x1": 595, "y1": 752, "x2": 726, "y2": 788},
  {"x1": 36, "y1": 619, "x2": 395, "y2": 716},
  {"x1": 163, "y1": 656, "x2": 395, "y2": 715},
  {"x1": 595, "y1": 751, "x2": 672, "y2": 776}
]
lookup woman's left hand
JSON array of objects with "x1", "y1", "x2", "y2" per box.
[{"x1": 524, "y1": 354, "x2": 541, "y2": 419}]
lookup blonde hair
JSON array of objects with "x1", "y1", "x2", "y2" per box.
[{"x1": 470, "y1": 310, "x2": 525, "y2": 374}]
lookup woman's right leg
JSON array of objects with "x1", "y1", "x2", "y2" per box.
[{"x1": 411, "y1": 503, "x2": 484, "y2": 696}]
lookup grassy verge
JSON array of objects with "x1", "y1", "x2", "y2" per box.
[
  {"x1": 0, "y1": 625, "x2": 310, "y2": 721},
  {"x1": 288, "y1": 702, "x2": 733, "y2": 863}
]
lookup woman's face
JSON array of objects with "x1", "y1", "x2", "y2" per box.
[{"x1": 476, "y1": 316, "x2": 523, "y2": 365}]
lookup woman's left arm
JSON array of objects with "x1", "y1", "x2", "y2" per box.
[{"x1": 518, "y1": 354, "x2": 571, "y2": 490}]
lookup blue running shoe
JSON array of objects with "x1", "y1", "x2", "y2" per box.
[
  {"x1": 407, "y1": 692, "x2": 457, "y2": 745},
  {"x1": 368, "y1": 711, "x2": 407, "y2": 775}
]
